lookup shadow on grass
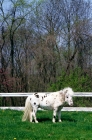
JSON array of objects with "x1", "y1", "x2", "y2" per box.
[
  {"x1": 32, "y1": 111, "x2": 77, "y2": 123},
  {"x1": 36, "y1": 116, "x2": 76, "y2": 123},
  {"x1": 37, "y1": 117, "x2": 51, "y2": 122}
]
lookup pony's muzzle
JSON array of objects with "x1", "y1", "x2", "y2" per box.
[
  {"x1": 70, "y1": 103, "x2": 73, "y2": 106},
  {"x1": 69, "y1": 101, "x2": 73, "y2": 106}
]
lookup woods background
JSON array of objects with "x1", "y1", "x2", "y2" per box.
[{"x1": 0, "y1": 0, "x2": 92, "y2": 105}]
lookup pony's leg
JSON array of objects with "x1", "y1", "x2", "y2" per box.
[
  {"x1": 57, "y1": 107, "x2": 62, "y2": 122},
  {"x1": 32, "y1": 106, "x2": 38, "y2": 123},
  {"x1": 29, "y1": 107, "x2": 38, "y2": 123},
  {"x1": 30, "y1": 112, "x2": 33, "y2": 122},
  {"x1": 57, "y1": 110, "x2": 62, "y2": 122},
  {"x1": 52, "y1": 108, "x2": 57, "y2": 123}
]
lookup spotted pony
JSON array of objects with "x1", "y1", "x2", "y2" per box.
[{"x1": 22, "y1": 87, "x2": 74, "y2": 123}]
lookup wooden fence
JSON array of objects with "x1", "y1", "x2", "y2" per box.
[{"x1": 0, "y1": 92, "x2": 92, "y2": 111}]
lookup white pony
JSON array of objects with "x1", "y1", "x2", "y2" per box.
[{"x1": 22, "y1": 87, "x2": 74, "y2": 123}]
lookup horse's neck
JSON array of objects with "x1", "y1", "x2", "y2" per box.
[{"x1": 60, "y1": 92, "x2": 65, "y2": 103}]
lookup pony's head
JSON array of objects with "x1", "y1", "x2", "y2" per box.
[{"x1": 63, "y1": 87, "x2": 74, "y2": 106}]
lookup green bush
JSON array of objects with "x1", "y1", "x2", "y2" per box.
[{"x1": 48, "y1": 67, "x2": 92, "y2": 92}]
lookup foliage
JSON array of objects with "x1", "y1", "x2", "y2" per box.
[
  {"x1": 0, "y1": 0, "x2": 92, "y2": 94},
  {"x1": 48, "y1": 67, "x2": 92, "y2": 92},
  {"x1": 73, "y1": 97, "x2": 92, "y2": 107},
  {"x1": 0, "y1": 109, "x2": 92, "y2": 140}
]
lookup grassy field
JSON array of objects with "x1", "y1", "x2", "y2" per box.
[{"x1": 0, "y1": 109, "x2": 92, "y2": 140}]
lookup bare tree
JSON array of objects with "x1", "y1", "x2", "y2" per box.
[{"x1": 0, "y1": 0, "x2": 92, "y2": 95}]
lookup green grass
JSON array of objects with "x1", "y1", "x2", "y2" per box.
[{"x1": 0, "y1": 109, "x2": 92, "y2": 140}]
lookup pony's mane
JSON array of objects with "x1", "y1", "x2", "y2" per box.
[{"x1": 63, "y1": 87, "x2": 74, "y2": 96}]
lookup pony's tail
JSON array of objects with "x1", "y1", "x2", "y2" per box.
[{"x1": 22, "y1": 97, "x2": 32, "y2": 122}]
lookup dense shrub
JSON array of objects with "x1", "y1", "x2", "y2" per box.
[{"x1": 48, "y1": 68, "x2": 92, "y2": 92}]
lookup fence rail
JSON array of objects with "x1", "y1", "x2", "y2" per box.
[
  {"x1": 0, "y1": 92, "x2": 92, "y2": 111},
  {"x1": 0, "y1": 92, "x2": 92, "y2": 97}
]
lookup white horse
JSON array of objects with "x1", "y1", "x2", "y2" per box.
[{"x1": 22, "y1": 87, "x2": 74, "y2": 123}]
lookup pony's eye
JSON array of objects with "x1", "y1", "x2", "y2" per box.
[{"x1": 66, "y1": 96, "x2": 68, "y2": 98}]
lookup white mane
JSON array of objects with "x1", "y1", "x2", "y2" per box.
[{"x1": 63, "y1": 87, "x2": 74, "y2": 96}]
